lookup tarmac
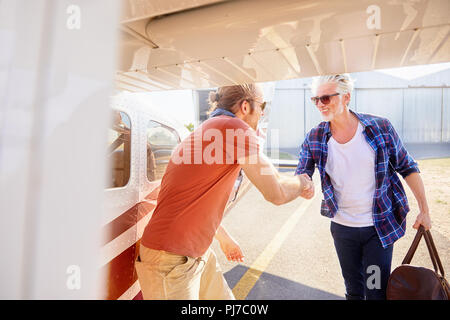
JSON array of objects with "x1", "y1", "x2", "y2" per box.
[{"x1": 212, "y1": 170, "x2": 450, "y2": 300}]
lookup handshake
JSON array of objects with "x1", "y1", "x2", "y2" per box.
[{"x1": 298, "y1": 173, "x2": 315, "y2": 199}]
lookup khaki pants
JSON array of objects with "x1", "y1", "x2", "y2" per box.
[{"x1": 135, "y1": 244, "x2": 235, "y2": 300}]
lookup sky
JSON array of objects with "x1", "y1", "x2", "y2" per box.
[
  {"x1": 141, "y1": 90, "x2": 196, "y2": 127},
  {"x1": 140, "y1": 62, "x2": 450, "y2": 127},
  {"x1": 375, "y1": 62, "x2": 450, "y2": 80}
]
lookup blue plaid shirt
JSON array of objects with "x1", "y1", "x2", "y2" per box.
[{"x1": 295, "y1": 110, "x2": 420, "y2": 248}]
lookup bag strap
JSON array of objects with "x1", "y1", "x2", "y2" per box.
[
  {"x1": 402, "y1": 226, "x2": 424, "y2": 265},
  {"x1": 422, "y1": 229, "x2": 440, "y2": 274},
  {"x1": 402, "y1": 226, "x2": 446, "y2": 277},
  {"x1": 423, "y1": 229, "x2": 446, "y2": 277}
]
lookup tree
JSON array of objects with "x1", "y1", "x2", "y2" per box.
[{"x1": 185, "y1": 123, "x2": 194, "y2": 132}]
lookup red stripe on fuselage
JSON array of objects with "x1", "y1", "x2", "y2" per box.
[
  {"x1": 133, "y1": 291, "x2": 143, "y2": 300},
  {"x1": 102, "y1": 186, "x2": 160, "y2": 299},
  {"x1": 102, "y1": 186, "x2": 160, "y2": 246}
]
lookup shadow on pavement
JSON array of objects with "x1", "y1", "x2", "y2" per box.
[{"x1": 224, "y1": 265, "x2": 344, "y2": 300}]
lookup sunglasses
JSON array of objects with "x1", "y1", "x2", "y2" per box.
[
  {"x1": 251, "y1": 99, "x2": 266, "y2": 111},
  {"x1": 311, "y1": 93, "x2": 340, "y2": 105}
]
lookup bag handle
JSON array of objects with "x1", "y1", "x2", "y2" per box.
[
  {"x1": 402, "y1": 225, "x2": 445, "y2": 277},
  {"x1": 401, "y1": 226, "x2": 424, "y2": 265},
  {"x1": 422, "y1": 229, "x2": 440, "y2": 275},
  {"x1": 423, "y1": 228, "x2": 445, "y2": 277}
]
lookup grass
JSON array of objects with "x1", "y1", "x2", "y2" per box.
[{"x1": 265, "y1": 151, "x2": 297, "y2": 160}]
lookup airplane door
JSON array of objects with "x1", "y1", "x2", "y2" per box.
[{"x1": 101, "y1": 105, "x2": 140, "y2": 300}]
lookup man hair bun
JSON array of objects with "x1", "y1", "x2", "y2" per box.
[{"x1": 208, "y1": 91, "x2": 220, "y2": 104}]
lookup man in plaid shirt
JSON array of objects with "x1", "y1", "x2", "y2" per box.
[{"x1": 295, "y1": 74, "x2": 431, "y2": 300}]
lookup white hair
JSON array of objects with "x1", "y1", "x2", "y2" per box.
[{"x1": 311, "y1": 73, "x2": 355, "y2": 96}]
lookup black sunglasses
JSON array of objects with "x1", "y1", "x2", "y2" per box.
[{"x1": 311, "y1": 93, "x2": 340, "y2": 105}]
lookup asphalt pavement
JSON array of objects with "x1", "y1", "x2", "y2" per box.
[{"x1": 211, "y1": 171, "x2": 450, "y2": 300}]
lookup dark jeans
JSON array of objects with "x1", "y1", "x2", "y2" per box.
[{"x1": 330, "y1": 221, "x2": 393, "y2": 300}]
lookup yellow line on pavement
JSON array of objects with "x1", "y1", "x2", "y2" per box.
[{"x1": 232, "y1": 191, "x2": 318, "y2": 300}]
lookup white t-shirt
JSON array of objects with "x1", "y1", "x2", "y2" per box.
[{"x1": 326, "y1": 122, "x2": 376, "y2": 227}]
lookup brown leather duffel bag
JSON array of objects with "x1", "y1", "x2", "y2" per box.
[{"x1": 387, "y1": 226, "x2": 449, "y2": 300}]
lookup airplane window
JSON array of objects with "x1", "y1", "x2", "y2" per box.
[
  {"x1": 147, "y1": 120, "x2": 180, "y2": 181},
  {"x1": 106, "y1": 111, "x2": 131, "y2": 188}
]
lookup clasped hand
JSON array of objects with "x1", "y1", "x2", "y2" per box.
[{"x1": 298, "y1": 173, "x2": 314, "y2": 199}]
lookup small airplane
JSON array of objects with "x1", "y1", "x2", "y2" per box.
[{"x1": 0, "y1": 0, "x2": 448, "y2": 299}]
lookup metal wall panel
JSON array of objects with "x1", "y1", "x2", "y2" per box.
[
  {"x1": 403, "y1": 88, "x2": 442, "y2": 143},
  {"x1": 409, "y1": 68, "x2": 450, "y2": 87},
  {"x1": 352, "y1": 71, "x2": 409, "y2": 88},
  {"x1": 267, "y1": 89, "x2": 304, "y2": 149},
  {"x1": 355, "y1": 89, "x2": 404, "y2": 139},
  {"x1": 268, "y1": 71, "x2": 449, "y2": 150},
  {"x1": 443, "y1": 88, "x2": 450, "y2": 142},
  {"x1": 304, "y1": 89, "x2": 325, "y2": 133}
]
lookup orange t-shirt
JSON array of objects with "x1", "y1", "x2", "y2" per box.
[{"x1": 141, "y1": 116, "x2": 259, "y2": 258}]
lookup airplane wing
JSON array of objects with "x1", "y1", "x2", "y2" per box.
[{"x1": 117, "y1": 0, "x2": 450, "y2": 92}]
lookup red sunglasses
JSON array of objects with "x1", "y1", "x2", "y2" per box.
[{"x1": 311, "y1": 93, "x2": 340, "y2": 105}]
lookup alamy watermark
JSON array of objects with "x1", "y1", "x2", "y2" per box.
[
  {"x1": 366, "y1": 5, "x2": 381, "y2": 30},
  {"x1": 170, "y1": 127, "x2": 281, "y2": 175},
  {"x1": 366, "y1": 265, "x2": 381, "y2": 290},
  {"x1": 66, "y1": 5, "x2": 81, "y2": 30},
  {"x1": 66, "y1": 265, "x2": 81, "y2": 290}
]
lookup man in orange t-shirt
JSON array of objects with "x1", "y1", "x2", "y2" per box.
[{"x1": 136, "y1": 84, "x2": 314, "y2": 300}]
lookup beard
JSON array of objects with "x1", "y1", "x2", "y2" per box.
[
  {"x1": 320, "y1": 113, "x2": 334, "y2": 122},
  {"x1": 320, "y1": 99, "x2": 346, "y2": 122}
]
